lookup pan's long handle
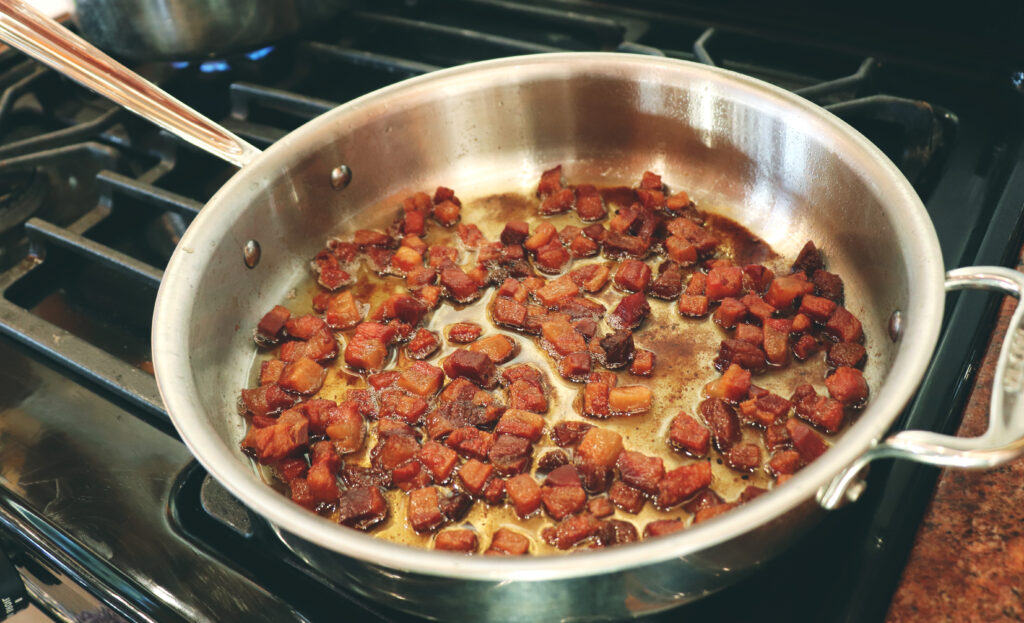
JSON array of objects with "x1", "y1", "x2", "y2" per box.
[
  {"x1": 0, "y1": 0, "x2": 261, "y2": 168},
  {"x1": 818, "y1": 266, "x2": 1024, "y2": 509}
]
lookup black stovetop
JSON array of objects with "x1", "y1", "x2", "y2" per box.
[{"x1": 0, "y1": 2, "x2": 1021, "y2": 622}]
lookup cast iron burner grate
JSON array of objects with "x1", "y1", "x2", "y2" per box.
[{"x1": 0, "y1": 2, "x2": 1020, "y2": 622}]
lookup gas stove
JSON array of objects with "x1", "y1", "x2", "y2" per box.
[{"x1": 0, "y1": 2, "x2": 1021, "y2": 622}]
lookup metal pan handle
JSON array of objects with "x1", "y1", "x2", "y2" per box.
[
  {"x1": 0, "y1": 0, "x2": 261, "y2": 168},
  {"x1": 819, "y1": 266, "x2": 1024, "y2": 509}
]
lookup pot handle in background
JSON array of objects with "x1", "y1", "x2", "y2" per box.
[
  {"x1": 818, "y1": 266, "x2": 1024, "y2": 509},
  {"x1": 0, "y1": 0, "x2": 262, "y2": 168}
]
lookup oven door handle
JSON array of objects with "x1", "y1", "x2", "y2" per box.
[{"x1": 818, "y1": 265, "x2": 1024, "y2": 509}]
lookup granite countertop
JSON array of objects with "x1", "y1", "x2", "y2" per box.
[{"x1": 887, "y1": 264, "x2": 1024, "y2": 621}]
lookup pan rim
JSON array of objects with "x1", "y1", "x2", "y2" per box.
[{"x1": 152, "y1": 52, "x2": 944, "y2": 581}]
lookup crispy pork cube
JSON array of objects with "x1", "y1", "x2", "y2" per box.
[
  {"x1": 240, "y1": 410, "x2": 308, "y2": 463},
  {"x1": 799, "y1": 294, "x2": 837, "y2": 323},
  {"x1": 677, "y1": 294, "x2": 709, "y2": 317},
  {"x1": 325, "y1": 291, "x2": 362, "y2": 330},
  {"x1": 768, "y1": 449, "x2": 804, "y2": 476},
  {"x1": 447, "y1": 322, "x2": 482, "y2": 344},
  {"x1": 629, "y1": 349, "x2": 654, "y2": 376},
  {"x1": 608, "y1": 385, "x2": 652, "y2": 415},
  {"x1": 508, "y1": 379, "x2": 548, "y2": 413},
  {"x1": 734, "y1": 323, "x2": 764, "y2": 347},
  {"x1": 551, "y1": 421, "x2": 594, "y2": 447},
  {"x1": 666, "y1": 217, "x2": 718, "y2": 255},
  {"x1": 535, "y1": 274, "x2": 579, "y2": 307},
  {"x1": 278, "y1": 358, "x2": 326, "y2": 395},
  {"x1": 648, "y1": 261, "x2": 683, "y2": 299},
  {"x1": 446, "y1": 427, "x2": 494, "y2": 461},
  {"x1": 569, "y1": 263, "x2": 610, "y2": 292},
  {"x1": 825, "y1": 306, "x2": 864, "y2": 343},
  {"x1": 791, "y1": 240, "x2": 824, "y2": 275},
  {"x1": 608, "y1": 480, "x2": 645, "y2": 514},
  {"x1": 397, "y1": 361, "x2": 444, "y2": 396},
  {"x1": 764, "y1": 275, "x2": 814, "y2": 310},
  {"x1": 793, "y1": 334, "x2": 820, "y2": 360},
  {"x1": 541, "y1": 478, "x2": 587, "y2": 520},
  {"x1": 492, "y1": 296, "x2": 528, "y2": 329},
  {"x1": 574, "y1": 184, "x2": 606, "y2": 220},
  {"x1": 486, "y1": 528, "x2": 530, "y2": 555},
  {"x1": 599, "y1": 330, "x2": 635, "y2": 369},
  {"x1": 443, "y1": 350, "x2": 497, "y2": 388},
  {"x1": 655, "y1": 462, "x2": 712, "y2": 509},
  {"x1": 706, "y1": 266, "x2": 743, "y2": 301},
  {"x1": 738, "y1": 392, "x2": 793, "y2": 427},
  {"x1": 785, "y1": 418, "x2": 828, "y2": 461},
  {"x1": 256, "y1": 305, "x2": 290, "y2": 342},
  {"x1": 408, "y1": 487, "x2": 444, "y2": 532},
  {"x1": 828, "y1": 342, "x2": 867, "y2": 368},
  {"x1": 337, "y1": 486, "x2": 388, "y2": 530},
  {"x1": 740, "y1": 294, "x2": 775, "y2": 323},
  {"x1": 468, "y1": 335, "x2": 519, "y2": 363},
  {"x1": 812, "y1": 269, "x2": 844, "y2": 302},
  {"x1": 665, "y1": 236, "x2": 698, "y2": 265},
  {"x1": 792, "y1": 384, "x2": 846, "y2": 433},
  {"x1": 495, "y1": 409, "x2": 545, "y2": 442},
  {"x1": 825, "y1": 366, "x2": 869, "y2": 405},
  {"x1": 434, "y1": 529, "x2": 478, "y2": 553},
  {"x1": 762, "y1": 318, "x2": 791, "y2": 366},
  {"x1": 541, "y1": 319, "x2": 587, "y2": 356},
  {"x1": 704, "y1": 363, "x2": 750, "y2": 403},
  {"x1": 583, "y1": 382, "x2": 611, "y2": 417},
  {"x1": 418, "y1": 441, "x2": 459, "y2": 483},
  {"x1": 724, "y1": 443, "x2": 761, "y2": 472},
  {"x1": 644, "y1": 519, "x2": 685, "y2": 538},
  {"x1": 614, "y1": 260, "x2": 652, "y2": 293},
  {"x1": 714, "y1": 338, "x2": 766, "y2": 372},
  {"x1": 324, "y1": 405, "x2": 365, "y2": 453},
  {"x1": 406, "y1": 328, "x2": 440, "y2": 360},
  {"x1": 616, "y1": 450, "x2": 665, "y2": 495},
  {"x1": 608, "y1": 292, "x2": 650, "y2": 330},
  {"x1": 543, "y1": 513, "x2": 600, "y2": 550},
  {"x1": 506, "y1": 473, "x2": 542, "y2": 517},
  {"x1": 576, "y1": 428, "x2": 623, "y2": 468},
  {"x1": 699, "y1": 397, "x2": 740, "y2": 452},
  {"x1": 458, "y1": 458, "x2": 494, "y2": 496},
  {"x1": 241, "y1": 383, "x2": 294, "y2": 418},
  {"x1": 713, "y1": 297, "x2": 748, "y2": 329},
  {"x1": 668, "y1": 413, "x2": 710, "y2": 457},
  {"x1": 488, "y1": 434, "x2": 532, "y2": 475},
  {"x1": 433, "y1": 199, "x2": 461, "y2": 226},
  {"x1": 540, "y1": 187, "x2": 576, "y2": 215},
  {"x1": 533, "y1": 239, "x2": 571, "y2": 273}
]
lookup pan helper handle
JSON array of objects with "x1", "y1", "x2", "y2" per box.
[
  {"x1": 819, "y1": 266, "x2": 1024, "y2": 509},
  {"x1": 0, "y1": 0, "x2": 262, "y2": 168}
]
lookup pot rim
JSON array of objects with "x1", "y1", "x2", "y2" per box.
[{"x1": 152, "y1": 52, "x2": 944, "y2": 581}]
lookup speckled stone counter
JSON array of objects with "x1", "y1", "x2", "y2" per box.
[{"x1": 887, "y1": 269, "x2": 1024, "y2": 622}]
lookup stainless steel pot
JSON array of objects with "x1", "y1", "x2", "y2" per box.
[
  {"x1": 3, "y1": 2, "x2": 1024, "y2": 621},
  {"x1": 72, "y1": 0, "x2": 349, "y2": 60}
]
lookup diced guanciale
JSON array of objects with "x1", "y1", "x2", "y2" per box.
[
  {"x1": 668, "y1": 413, "x2": 710, "y2": 457},
  {"x1": 608, "y1": 385, "x2": 652, "y2": 415},
  {"x1": 608, "y1": 292, "x2": 650, "y2": 330},
  {"x1": 785, "y1": 418, "x2": 828, "y2": 462},
  {"x1": 656, "y1": 462, "x2": 712, "y2": 508},
  {"x1": 468, "y1": 334, "x2": 519, "y2": 363},
  {"x1": 443, "y1": 350, "x2": 497, "y2": 388},
  {"x1": 616, "y1": 450, "x2": 665, "y2": 495},
  {"x1": 435, "y1": 529, "x2": 478, "y2": 552},
  {"x1": 699, "y1": 397, "x2": 741, "y2": 452},
  {"x1": 704, "y1": 363, "x2": 750, "y2": 403},
  {"x1": 486, "y1": 528, "x2": 530, "y2": 555},
  {"x1": 241, "y1": 410, "x2": 308, "y2": 463},
  {"x1": 825, "y1": 366, "x2": 869, "y2": 406},
  {"x1": 506, "y1": 473, "x2": 542, "y2": 517},
  {"x1": 828, "y1": 342, "x2": 867, "y2": 368}
]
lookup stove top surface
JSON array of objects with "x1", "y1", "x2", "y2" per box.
[{"x1": 0, "y1": 2, "x2": 1021, "y2": 622}]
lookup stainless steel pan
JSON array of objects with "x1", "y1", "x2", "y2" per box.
[{"x1": 3, "y1": 1, "x2": 1024, "y2": 621}]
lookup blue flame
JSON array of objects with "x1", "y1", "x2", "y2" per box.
[
  {"x1": 170, "y1": 61, "x2": 189, "y2": 69},
  {"x1": 246, "y1": 46, "x2": 275, "y2": 61},
  {"x1": 198, "y1": 59, "x2": 231, "y2": 73}
]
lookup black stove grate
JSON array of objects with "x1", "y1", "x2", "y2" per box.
[{"x1": 0, "y1": 2, "x2": 1019, "y2": 622}]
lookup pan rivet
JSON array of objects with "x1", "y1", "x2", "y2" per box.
[
  {"x1": 330, "y1": 165, "x2": 352, "y2": 190},
  {"x1": 888, "y1": 310, "x2": 902, "y2": 342},
  {"x1": 243, "y1": 240, "x2": 261, "y2": 268}
]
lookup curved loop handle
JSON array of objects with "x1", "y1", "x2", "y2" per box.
[
  {"x1": 0, "y1": 0, "x2": 261, "y2": 168},
  {"x1": 819, "y1": 266, "x2": 1024, "y2": 509}
]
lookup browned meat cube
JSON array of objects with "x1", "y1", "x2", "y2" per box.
[
  {"x1": 793, "y1": 334, "x2": 821, "y2": 360},
  {"x1": 655, "y1": 461, "x2": 712, "y2": 508},
  {"x1": 706, "y1": 266, "x2": 744, "y2": 301},
  {"x1": 576, "y1": 427, "x2": 623, "y2": 468},
  {"x1": 738, "y1": 392, "x2": 793, "y2": 427},
  {"x1": 786, "y1": 419, "x2": 828, "y2": 462},
  {"x1": 457, "y1": 458, "x2": 493, "y2": 496},
  {"x1": 583, "y1": 382, "x2": 610, "y2": 417},
  {"x1": 507, "y1": 379, "x2": 547, "y2": 413},
  {"x1": 812, "y1": 269, "x2": 844, "y2": 302},
  {"x1": 668, "y1": 413, "x2": 710, "y2": 457},
  {"x1": 599, "y1": 330, "x2": 635, "y2": 369},
  {"x1": 825, "y1": 306, "x2": 864, "y2": 343},
  {"x1": 443, "y1": 349, "x2": 497, "y2": 388},
  {"x1": 540, "y1": 187, "x2": 575, "y2": 215},
  {"x1": 241, "y1": 383, "x2": 295, "y2": 418},
  {"x1": 278, "y1": 358, "x2": 326, "y2": 395},
  {"x1": 734, "y1": 323, "x2": 764, "y2": 347},
  {"x1": 257, "y1": 305, "x2": 290, "y2": 342},
  {"x1": 614, "y1": 260, "x2": 652, "y2": 293},
  {"x1": 740, "y1": 294, "x2": 775, "y2": 323},
  {"x1": 447, "y1": 322, "x2": 482, "y2": 343},
  {"x1": 397, "y1": 361, "x2": 444, "y2": 396},
  {"x1": 492, "y1": 296, "x2": 528, "y2": 329},
  {"x1": 699, "y1": 397, "x2": 741, "y2": 452},
  {"x1": 828, "y1": 342, "x2": 866, "y2": 368},
  {"x1": 763, "y1": 423, "x2": 792, "y2": 451},
  {"x1": 714, "y1": 338, "x2": 766, "y2": 372},
  {"x1": 799, "y1": 294, "x2": 837, "y2": 323},
  {"x1": 574, "y1": 184, "x2": 606, "y2": 221},
  {"x1": 241, "y1": 410, "x2": 309, "y2": 464},
  {"x1": 486, "y1": 528, "x2": 530, "y2": 555},
  {"x1": 501, "y1": 220, "x2": 530, "y2": 245},
  {"x1": 537, "y1": 165, "x2": 563, "y2": 197},
  {"x1": 495, "y1": 409, "x2": 545, "y2": 442},
  {"x1": 468, "y1": 335, "x2": 519, "y2": 364},
  {"x1": 541, "y1": 482, "x2": 587, "y2": 520},
  {"x1": 608, "y1": 480, "x2": 645, "y2": 514},
  {"x1": 608, "y1": 385, "x2": 653, "y2": 415},
  {"x1": 705, "y1": 363, "x2": 751, "y2": 403},
  {"x1": 825, "y1": 366, "x2": 869, "y2": 405},
  {"x1": 406, "y1": 328, "x2": 440, "y2": 360},
  {"x1": 629, "y1": 349, "x2": 655, "y2": 376},
  {"x1": 533, "y1": 239, "x2": 572, "y2": 273},
  {"x1": 418, "y1": 441, "x2": 458, "y2": 483},
  {"x1": 713, "y1": 297, "x2": 748, "y2": 329},
  {"x1": 409, "y1": 487, "x2": 444, "y2": 532},
  {"x1": 768, "y1": 449, "x2": 804, "y2": 476},
  {"x1": 435, "y1": 529, "x2": 478, "y2": 553},
  {"x1": 648, "y1": 261, "x2": 683, "y2": 299},
  {"x1": 438, "y1": 260, "x2": 479, "y2": 303},
  {"x1": 543, "y1": 514, "x2": 601, "y2": 550},
  {"x1": 337, "y1": 485, "x2": 388, "y2": 530},
  {"x1": 764, "y1": 275, "x2": 814, "y2": 309},
  {"x1": 644, "y1": 519, "x2": 685, "y2": 538},
  {"x1": 677, "y1": 294, "x2": 709, "y2": 317},
  {"x1": 488, "y1": 434, "x2": 532, "y2": 475},
  {"x1": 551, "y1": 421, "x2": 593, "y2": 447},
  {"x1": 763, "y1": 318, "x2": 791, "y2": 366},
  {"x1": 616, "y1": 450, "x2": 665, "y2": 495},
  {"x1": 792, "y1": 384, "x2": 846, "y2": 433},
  {"x1": 724, "y1": 442, "x2": 761, "y2": 472},
  {"x1": 666, "y1": 217, "x2": 718, "y2": 255},
  {"x1": 506, "y1": 473, "x2": 542, "y2": 517},
  {"x1": 791, "y1": 241, "x2": 824, "y2": 275}
]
